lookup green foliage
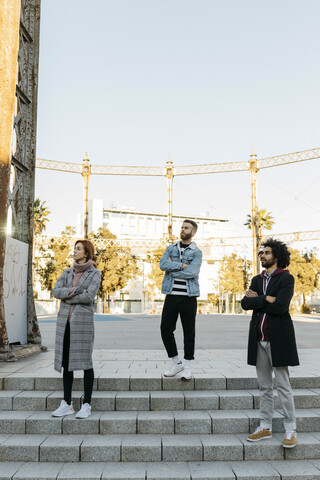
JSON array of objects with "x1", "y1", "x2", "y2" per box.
[
  {"x1": 145, "y1": 246, "x2": 166, "y2": 312},
  {"x1": 34, "y1": 198, "x2": 50, "y2": 235},
  {"x1": 89, "y1": 227, "x2": 140, "y2": 312},
  {"x1": 289, "y1": 248, "x2": 320, "y2": 311},
  {"x1": 35, "y1": 226, "x2": 75, "y2": 294},
  {"x1": 217, "y1": 253, "x2": 248, "y2": 313},
  {"x1": 245, "y1": 209, "x2": 275, "y2": 233}
]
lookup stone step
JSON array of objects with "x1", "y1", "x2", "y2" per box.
[
  {"x1": 0, "y1": 432, "x2": 320, "y2": 463},
  {"x1": 1, "y1": 374, "x2": 320, "y2": 391},
  {"x1": 1, "y1": 388, "x2": 320, "y2": 412},
  {"x1": 0, "y1": 409, "x2": 320, "y2": 435},
  {"x1": 1, "y1": 459, "x2": 320, "y2": 480}
]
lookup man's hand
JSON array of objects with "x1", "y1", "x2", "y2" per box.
[
  {"x1": 245, "y1": 289, "x2": 258, "y2": 297},
  {"x1": 182, "y1": 263, "x2": 189, "y2": 269},
  {"x1": 266, "y1": 295, "x2": 276, "y2": 303},
  {"x1": 65, "y1": 299, "x2": 70, "y2": 304}
]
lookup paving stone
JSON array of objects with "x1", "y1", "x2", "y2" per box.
[
  {"x1": 218, "y1": 391, "x2": 254, "y2": 410},
  {"x1": 98, "y1": 376, "x2": 129, "y2": 391},
  {"x1": 116, "y1": 391, "x2": 150, "y2": 411},
  {"x1": 244, "y1": 409, "x2": 284, "y2": 433},
  {"x1": 162, "y1": 377, "x2": 195, "y2": 391},
  {"x1": 0, "y1": 462, "x2": 23, "y2": 480},
  {"x1": 162, "y1": 434, "x2": 202, "y2": 462},
  {"x1": 150, "y1": 391, "x2": 184, "y2": 411},
  {"x1": 194, "y1": 375, "x2": 226, "y2": 391},
  {"x1": 275, "y1": 432, "x2": 320, "y2": 460},
  {"x1": 137, "y1": 411, "x2": 174, "y2": 434},
  {"x1": 62, "y1": 412, "x2": 101, "y2": 434},
  {"x1": 121, "y1": 434, "x2": 161, "y2": 462},
  {"x1": 13, "y1": 462, "x2": 63, "y2": 479},
  {"x1": 240, "y1": 434, "x2": 284, "y2": 461},
  {"x1": 290, "y1": 377, "x2": 320, "y2": 389},
  {"x1": 272, "y1": 459, "x2": 320, "y2": 479},
  {"x1": 230, "y1": 460, "x2": 280, "y2": 479},
  {"x1": 46, "y1": 391, "x2": 82, "y2": 412},
  {"x1": 58, "y1": 462, "x2": 105, "y2": 479},
  {"x1": 174, "y1": 411, "x2": 211, "y2": 434},
  {"x1": 4, "y1": 375, "x2": 35, "y2": 391},
  {"x1": 130, "y1": 376, "x2": 162, "y2": 391},
  {"x1": 101, "y1": 462, "x2": 146, "y2": 479},
  {"x1": 26, "y1": 412, "x2": 62, "y2": 434},
  {"x1": 0, "y1": 434, "x2": 11, "y2": 444},
  {"x1": 209, "y1": 410, "x2": 249, "y2": 433},
  {"x1": 80, "y1": 435, "x2": 122, "y2": 462},
  {"x1": 227, "y1": 377, "x2": 259, "y2": 390},
  {"x1": 13, "y1": 391, "x2": 51, "y2": 411},
  {"x1": 100, "y1": 412, "x2": 137, "y2": 434},
  {"x1": 40, "y1": 435, "x2": 84, "y2": 462},
  {"x1": 294, "y1": 409, "x2": 320, "y2": 432},
  {"x1": 189, "y1": 461, "x2": 236, "y2": 479},
  {"x1": 200, "y1": 434, "x2": 243, "y2": 461},
  {"x1": 90, "y1": 391, "x2": 115, "y2": 411},
  {"x1": 0, "y1": 391, "x2": 21, "y2": 410},
  {"x1": 0, "y1": 434, "x2": 47, "y2": 462},
  {"x1": 34, "y1": 377, "x2": 62, "y2": 391},
  {"x1": 146, "y1": 461, "x2": 190, "y2": 479},
  {"x1": 183, "y1": 391, "x2": 219, "y2": 410},
  {"x1": 0, "y1": 411, "x2": 32, "y2": 434}
]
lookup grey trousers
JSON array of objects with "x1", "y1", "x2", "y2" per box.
[{"x1": 256, "y1": 341, "x2": 296, "y2": 431}]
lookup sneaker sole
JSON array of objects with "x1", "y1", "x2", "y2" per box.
[
  {"x1": 283, "y1": 443, "x2": 296, "y2": 449},
  {"x1": 181, "y1": 376, "x2": 192, "y2": 381},
  {"x1": 247, "y1": 435, "x2": 272, "y2": 442}
]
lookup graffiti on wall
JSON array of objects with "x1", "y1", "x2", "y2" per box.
[{"x1": 4, "y1": 236, "x2": 28, "y2": 344}]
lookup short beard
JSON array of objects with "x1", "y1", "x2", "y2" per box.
[
  {"x1": 181, "y1": 232, "x2": 192, "y2": 241},
  {"x1": 261, "y1": 259, "x2": 276, "y2": 269}
]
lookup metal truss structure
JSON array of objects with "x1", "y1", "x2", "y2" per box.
[
  {"x1": 0, "y1": 0, "x2": 42, "y2": 356},
  {"x1": 35, "y1": 229, "x2": 320, "y2": 251}
]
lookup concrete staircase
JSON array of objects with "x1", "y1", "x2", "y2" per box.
[{"x1": 1, "y1": 373, "x2": 320, "y2": 479}]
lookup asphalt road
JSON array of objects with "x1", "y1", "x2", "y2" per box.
[{"x1": 38, "y1": 313, "x2": 320, "y2": 350}]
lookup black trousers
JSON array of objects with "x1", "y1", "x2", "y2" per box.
[
  {"x1": 160, "y1": 294, "x2": 197, "y2": 360},
  {"x1": 62, "y1": 322, "x2": 94, "y2": 405}
]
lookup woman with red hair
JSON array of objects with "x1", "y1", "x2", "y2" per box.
[{"x1": 51, "y1": 239, "x2": 101, "y2": 419}]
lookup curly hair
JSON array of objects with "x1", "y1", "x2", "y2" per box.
[{"x1": 260, "y1": 238, "x2": 291, "y2": 268}]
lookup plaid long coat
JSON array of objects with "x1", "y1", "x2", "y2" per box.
[{"x1": 53, "y1": 265, "x2": 101, "y2": 372}]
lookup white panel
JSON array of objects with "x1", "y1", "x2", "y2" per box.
[{"x1": 4, "y1": 236, "x2": 28, "y2": 344}]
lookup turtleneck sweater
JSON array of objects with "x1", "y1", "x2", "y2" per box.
[{"x1": 67, "y1": 259, "x2": 93, "y2": 321}]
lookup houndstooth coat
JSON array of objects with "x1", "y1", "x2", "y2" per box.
[{"x1": 53, "y1": 265, "x2": 101, "y2": 372}]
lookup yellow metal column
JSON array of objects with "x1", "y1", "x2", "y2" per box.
[
  {"x1": 248, "y1": 147, "x2": 260, "y2": 275},
  {"x1": 165, "y1": 153, "x2": 174, "y2": 242},
  {"x1": 82, "y1": 153, "x2": 91, "y2": 239}
]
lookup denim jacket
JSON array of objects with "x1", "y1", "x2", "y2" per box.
[{"x1": 160, "y1": 241, "x2": 203, "y2": 297}]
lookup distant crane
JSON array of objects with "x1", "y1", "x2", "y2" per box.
[{"x1": 36, "y1": 146, "x2": 320, "y2": 274}]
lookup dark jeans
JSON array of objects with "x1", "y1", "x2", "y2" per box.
[
  {"x1": 62, "y1": 322, "x2": 94, "y2": 405},
  {"x1": 160, "y1": 294, "x2": 197, "y2": 360}
]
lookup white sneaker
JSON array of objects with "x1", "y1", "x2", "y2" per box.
[
  {"x1": 181, "y1": 366, "x2": 192, "y2": 381},
  {"x1": 76, "y1": 402, "x2": 91, "y2": 419},
  {"x1": 51, "y1": 400, "x2": 74, "y2": 417},
  {"x1": 163, "y1": 362, "x2": 184, "y2": 377}
]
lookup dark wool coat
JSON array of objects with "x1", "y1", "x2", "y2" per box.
[
  {"x1": 241, "y1": 270, "x2": 299, "y2": 368},
  {"x1": 53, "y1": 265, "x2": 101, "y2": 372}
]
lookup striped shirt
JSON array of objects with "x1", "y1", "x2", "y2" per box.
[{"x1": 171, "y1": 242, "x2": 189, "y2": 296}]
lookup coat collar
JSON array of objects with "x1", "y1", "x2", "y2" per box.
[
  {"x1": 66, "y1": 265, "x2": 95, "y2": 287},
  {"x1": 173, "y1": 240, "x2": 197, "y2": 250}
]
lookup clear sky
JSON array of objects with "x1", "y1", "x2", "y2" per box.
[{"x1": 35, "y1": 0, "x2": 320, "y2": 247}]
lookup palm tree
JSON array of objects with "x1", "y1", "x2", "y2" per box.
[
  {"x1": 34, "y1": 198, "x2": 50, "y2": 235},
  {"x1": 244, "y1": 209, "x2": 275, "y2": 236}
]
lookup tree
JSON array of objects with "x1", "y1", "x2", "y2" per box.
[
  {"x1": 217, "y1": 253, "x2": 247, "y2": 313},
  {"x1": 35, "y1": 226, "x2": 75, "y2": 295},
  {"x1": 289, "y1": 248, "x2": 320, "y2": 312},
  {"x1": 145, "y1": 246, "x2": 165, "y2": 313},
  {"x1": 34, "y1": 198, "x2": 50, "y2": 235},
  {"x1": 245, "y1": 209, "x2": 275, "y2": 236},
  {"x1": 90, "y1": 227, "x2": 139, "y2": 313}
]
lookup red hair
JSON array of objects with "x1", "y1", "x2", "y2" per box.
[{"x1": 75, "y1": 239, "x2": 95, "y2": 261}]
